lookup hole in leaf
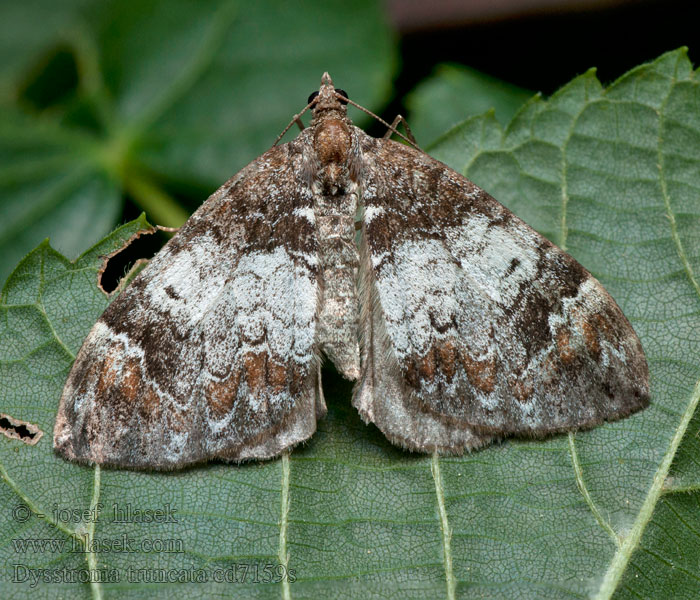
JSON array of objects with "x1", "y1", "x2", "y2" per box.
[
  {"x1": 0, "y1": 414, "x2": 43, "y2": 445},
  {"x1": 99, "y1": 229, "x2": 171, "y2": 294}
]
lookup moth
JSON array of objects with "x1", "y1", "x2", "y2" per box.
[{"x1": 54, "y1": 73, "x2": 650, "y2": 469}]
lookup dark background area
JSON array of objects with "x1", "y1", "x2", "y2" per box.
[{"x1": 378, "y1": 0, "x2": 697, "y2": 134}]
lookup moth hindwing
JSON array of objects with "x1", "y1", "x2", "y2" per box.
[{"x1": 54, "y1": 73, "x2": 650, "y2": 469}]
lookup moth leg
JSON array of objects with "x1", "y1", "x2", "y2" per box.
[
  {"x1": 273, "y1": 110, "x2": 310, "y2": 145},
  {"x1": 155, "y1": 225, "x2": 180, "y2": 234},
  {"x1": 383, "y1": 114, "x2": 418, "y2": 147}
]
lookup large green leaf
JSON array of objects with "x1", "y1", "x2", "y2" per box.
[
  {"x1": 0, "y1": 0, "x2": 396, "y2": 288},
  {"x1": 1, "y1": 49, "x2": 699, "y2": 599},
  {"x1": 406, "y1": 63, "x2": 532, "y2": 146}
]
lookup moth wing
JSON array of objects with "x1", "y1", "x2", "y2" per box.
[
  {"x1": 54, "y1": 138, "x2": 325, "y2": 469},
  {"x1": 354, "y1": 136, "x2": 649, "y2": 453}
]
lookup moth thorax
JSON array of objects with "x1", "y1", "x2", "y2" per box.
[{"x1": 314, "y1": 118, "x2": 351, "y2": 165}]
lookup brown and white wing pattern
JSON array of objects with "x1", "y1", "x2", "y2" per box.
[
  {"x1": 354, "y1": 135, "x2": 650, "y2": 453},
  {"x1": 54, "y1": 136, "x2": 325, "y2": 469}
]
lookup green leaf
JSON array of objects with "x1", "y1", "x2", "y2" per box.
[
  {"x1": 2, "y1": 49, "x2": 700, "y2": 599},
  {"x1": 0, "y1": 108, "x2": 123, "y2": 300},
  {"x1": 0, "y1": 0, "x2": 396, "y2": 288},
  {"x1": 406, "y1": 63, "x2": 533, "y2": 146},
  {"x1": 0, "y1": 0, "x2": 88, "y2": 103}
]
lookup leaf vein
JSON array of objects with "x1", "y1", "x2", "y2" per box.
[
  {"x1": 567, "y1": 433, "x2": 621, "y2": 547},
  {"x1": 279, "y1": 453, "x2": 291, "y2": 600},
  {"x1": 431, "y1": 453, "x2": 455, "y2": 600}
]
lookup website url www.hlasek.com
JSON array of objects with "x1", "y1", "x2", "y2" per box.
[{"x1": 12, "y1": 534, "x2": 183, "y2": 554}]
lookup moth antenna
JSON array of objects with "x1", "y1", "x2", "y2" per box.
[
  {"x1": 273, "y1": 100, "x2": 317, "y2": 146},
  {"x1": 383, "y1": 114, "x2": 418, "y2": 146},
  {"x1": 341, "y1": 95, "x2": 421, "y2": 151}
]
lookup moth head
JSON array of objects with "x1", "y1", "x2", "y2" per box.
[{"x1": 307, "y1": 72, "x2": 349, "y2": 115}]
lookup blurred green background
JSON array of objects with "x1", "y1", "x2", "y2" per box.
[{"x1": 1, "y1": 0, "x2": 696, "y2": 287}]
